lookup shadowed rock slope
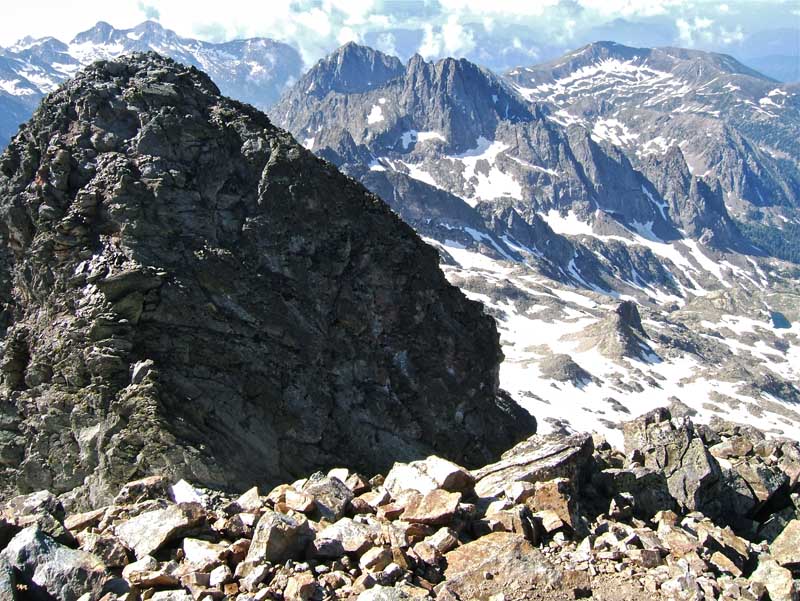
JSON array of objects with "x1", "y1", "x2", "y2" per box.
[{"x1": 0, "y1": 53, "x2": 535, "y2": 508}]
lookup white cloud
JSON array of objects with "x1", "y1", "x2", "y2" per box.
[
  {"x1": 442, "y1": 15, "x2": 476, "y2": 56},
  {"x1": 0, "y1": 0, "x2": 788, "y2": 68},
  {"x1": 438, "y1": 0, "x2": 560, "y2": 18},
  {"x1": 418, "y1": 24, "x2": 443, "y2": 59},
  {"x1": 676, "y1": 15, "x2": 715, "y2": 46},
  {"x1": 579, "y1": 0, "x2": 669, "y2": 18},
  {"x1": 337, "y1": 26, "x2": 361, "y2": 45},
  {"x1": 719, "y1": 25, "x2": 745, "y2": 45},
  {"x1": 416, "y1": 15, "x2": 477, "y2": 60},
  {"x1": 373, "y1": 31, "x2": 398, "y2": 57}
]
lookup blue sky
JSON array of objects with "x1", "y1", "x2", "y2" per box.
[{"x1": 0, "y1": 0, "x2": 797, "y2": 69}]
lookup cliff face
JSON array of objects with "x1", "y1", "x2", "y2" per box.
[{"x1": 0, "y1": 53, "x2": 535, "y2": 507}]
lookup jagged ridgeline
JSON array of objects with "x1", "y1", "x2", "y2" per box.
[{"x1": 0, "y1": 53, "x2": 535, "y2": 507}]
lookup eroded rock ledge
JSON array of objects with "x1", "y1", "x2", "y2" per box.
[{"x1": 1, "y1": 407, "x2": 799, "y2": 601}]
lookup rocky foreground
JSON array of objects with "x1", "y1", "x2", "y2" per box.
[{"x1": 1, "y1": 406, "x2": 799, "y2": 601}]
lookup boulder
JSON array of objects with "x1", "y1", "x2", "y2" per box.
[
  {"x1": 182, "y1": 538, "x2": 228, "y2": 571},
  {"x1": 596, "y1": 466, "x2": 676, "y2": 519},
  {"x1": 356, "y1": 585, "x2": 412, "y2": 601},
  {"x1": 64, "y1": 507, "x2": 107, "y2": 533},
  {"x1": 473, "y1": 433, "x2": 594, "y2": 498},
  {"x1": 750, "y1": 555, "x2": 799, "y2": 601},
  {"x1": 122, "y1": 555, "x2": 160, "y2": 584},
  {"x1": 360, "y1": 546, "x2": 393, "y2": 571},
  {"x1": 734, "y1": 460, "x2": 789, "y2": 510},
  {"x1": 0, "y1": 525, "x2": 107, "y2": 601},
  {"x1": 245, "y1": 509, "x2": 313, "y2": 564},
  {"x1": 284, "y1": 572, "x2": 319, "y2": 601},
  {"x1": 439, "y1": 532, "x2": 563, "y2": 601},
  {"x1": 78, "y1": 531, "x2": 130, "y2": 568},
  {"x1": 113, "y1": 476, "x2": 171, "y2": 505},
  {"x1": 0, "y1": 490, "x2": 74, "y2": 546},
  {"x1": 150, "y1": 591, "x2": 193, "y2": 601},
  {"x1": 401, "y1": 490, "x2": 461, "y2": 526},
  {"x1": 771, "y1": 520, "x2": 800, "y2": 567},
  {"x1": 481, "y1": 505, "x2": 538, "y2": 543},
  {"x1": 170, "y1": 481, "x2": 205, "y2": 506},
  {"x1": 303, "y1": 474, "x2": 354, "y2": 522},
  {"x1": 114, "y1": 503, "x2": 205, "y2": 558},
  {"x1": 234, "y1": 487, "x2": 263, "y2": 513},
  {"x1": 504, "y1": 481, "x2": 536, "y2": 504},
  {"x1": 3, "y1": 490, "x2": 65, "y2": 523},
  {"x1": 623, "y1": 408, "x2": 725, "y2": 519},
  {"x1": 312, "y1": 518, "x2": 379, "y2": 558},
  {"x1": 527, "y1": 478, "x2": 580, "y2": 529},
  {"x1": 209, "y1": 564, "x2": 233, "y2": 587},
  {"x1": 384, "y1": 456, "x2": 474, "y2": 497},
  {"x1": 709, "y1": 436, "x2": 753, "y2": 460},
  {"x1": 425, "y1": 528, "x2": 458, "y2": 554},
  {"x1": 282, "y1": 490, "x2": 315, "y2": 514}
]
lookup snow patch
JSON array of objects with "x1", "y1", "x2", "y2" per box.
[
  {"x1": 0, "y1": 79, "x2": 36, "y2": 95},
  {"x1": 367, "y1": 104, "x2": 384, "y2": 124},
  {"x1": 591, "y1": 118, "x2": 640, "y2": 147},
  {"x1": 400, "y1": 130, "x2": 446, "y2": 149},
  {"x1": 543, "y1": 210, "x2": 595, "y2": 236}
]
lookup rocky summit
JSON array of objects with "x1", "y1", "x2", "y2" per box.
[
  {"x1": 0, "y1": 53, "x2": 535, "y2": 508},
  {"x1": 1, "y1": 407, "x2": 799, "y2": 600}
]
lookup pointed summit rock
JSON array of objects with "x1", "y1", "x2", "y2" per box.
[
  {"x1": 303, "y1": 42, "x2": 404, "y2": 96},
  {"x1": 0, "y1": 53, "x2": 535, "y2": 507}
]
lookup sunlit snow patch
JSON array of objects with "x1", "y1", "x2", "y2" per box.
[{"x1": 367, "y1": 104, "x2": 384, "y2": 124}]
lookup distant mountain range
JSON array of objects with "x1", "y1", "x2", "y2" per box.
[
  {"x1": 0, "y1": 19, "x2": 797, "y2": 150},
  {"x1": 0, "y1": 20, "x2": 304, "y2": 147}
]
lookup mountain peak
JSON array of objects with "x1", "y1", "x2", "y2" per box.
[
  {"x1": 133, "y1": 19, "x2": 165, "y2": 31},
  {"x1": 72, "y1": 21, "x2": 116, "y2": 44},
  {"x1": 302, "y1": 42, "x2": 404, "y2": 96},
  {"x1": 0, "y1": 52, "x2": 534, "y2": 503}
]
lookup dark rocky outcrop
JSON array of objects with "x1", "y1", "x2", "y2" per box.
[
  {"x1": 567, "y1": 301, "x2": 658, "y2": 362},
  {"x1": 537, "y1": 354, "x2": 596, "y2": 387},
  {"x1": 0, "y1": 53, "x2": 535, "y2": 507}
]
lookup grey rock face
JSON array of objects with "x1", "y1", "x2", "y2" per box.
[
  {"x1": 273, "y1": 42, "x2": 747, "y2": 257},
  {"x1": 623, "y1": 409, "x2": 722, "y2": 514},
  {"x1": 0, "y1": 53, "x2": 535, "y2": 506}
]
